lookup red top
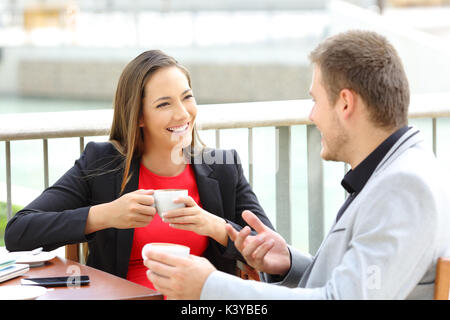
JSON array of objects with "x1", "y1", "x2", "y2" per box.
[{"x1": 126, "y1": 163, "x2": 208, "y2": 291}]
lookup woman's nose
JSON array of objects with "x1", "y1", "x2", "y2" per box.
[{"x1": 173, "y1": 101, "x2": 190, "y2": 120}]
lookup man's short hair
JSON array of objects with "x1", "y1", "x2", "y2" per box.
[{"x1": 309, "y1": 30, "x2": 410, "y2": 128}]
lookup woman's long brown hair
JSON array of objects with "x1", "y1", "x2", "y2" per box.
[{"x1": 109, "y1": 50, "x2": 204, "y2": 194}]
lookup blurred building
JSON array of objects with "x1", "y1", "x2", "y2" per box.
[
  {"x1": 0, "y1": 0, "x2": 360, "y2": 104},
  {"x1": 0, "y1": 0, "x2": 449, "y2": 104}
]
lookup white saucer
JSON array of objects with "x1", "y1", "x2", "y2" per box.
[
  {"x1": 0, "y1": 285, "x2": 47, "y2": 300},
  {"x1": 14, "y1": 251, "x2": 56, "y2": 267}
]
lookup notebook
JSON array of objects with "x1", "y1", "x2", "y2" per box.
[
  {"x1": 0, "y1": 264, "x2": 30, "y2": 283},
  {"x1": 0, "y1": 258, "x2": 16, "y2": 270}
]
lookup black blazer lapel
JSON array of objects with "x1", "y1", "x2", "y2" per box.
[
  {"x1": 115, "y1": 157, "x2": 140, "y2": 278},
  {"x1": 192, "y1": 163, "x2": 225, "y2": 219}
]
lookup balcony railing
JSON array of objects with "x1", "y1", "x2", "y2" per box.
[{"x1": 1, "y1": 93, "x2": 450, "y2": 256}]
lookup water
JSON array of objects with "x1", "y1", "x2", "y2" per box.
[
  {"x1": 2, "y1": 96, "x2": 450, "y2": 252},
  {"x1": 0, "y1": 95, "x2": 112, "y2": 200}
]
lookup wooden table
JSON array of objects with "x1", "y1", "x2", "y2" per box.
[{"x1": 0, "y1": 256, "x2": 163, "y2": 300}]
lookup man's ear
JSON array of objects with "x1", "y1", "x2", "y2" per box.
[{"x1": 338, "y1": 88, "x2": 356, "y2": 120}]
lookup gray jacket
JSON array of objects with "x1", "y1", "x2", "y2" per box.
[{"x1": 200, "y1": 128, "x2": 450, "y2": 299}]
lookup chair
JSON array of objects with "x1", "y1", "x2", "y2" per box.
[
  {"x1": 236, "y1": 260, "x2": 260, "y2": 281},
  {"x1": 65, "y1": 242, "x2": 89, "y2": 264},
  {"x1": 434, "y1": 257, "x2": 450, "y2": 300}
]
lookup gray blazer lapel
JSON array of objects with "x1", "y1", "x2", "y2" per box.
[{"x1": 375, "y1": 126, "x2": 422, "y2": 174}]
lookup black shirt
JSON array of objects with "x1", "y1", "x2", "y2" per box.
[{"x1": 335, "y1": 126, "x2": 410, "y2": 222}]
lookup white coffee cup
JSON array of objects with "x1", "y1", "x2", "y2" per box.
[
  {"x1": 141, "y1": 242, "x2": 190, "y2": 260},
  {"x1": 152, "y1": 189, "x2": 188, "y2": 216}
]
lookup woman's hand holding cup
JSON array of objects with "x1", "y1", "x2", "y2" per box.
[
  {"x1": 109, "y1": 189, "x2": 156, "y2": 229},
  {"x1": 162, "y1": 195, "x2": 228, "y2": 246},
  {"x1": 86, "y1": 189, "x2": 156, "y2": 234}
]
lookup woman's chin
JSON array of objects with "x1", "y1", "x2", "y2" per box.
[{"x1": 171, "y1": 136, "x2": 192, "y2": 150}]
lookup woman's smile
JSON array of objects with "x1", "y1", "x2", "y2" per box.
[{"x1": 166, "y1": 122, "x2": 190, "y2": 135}]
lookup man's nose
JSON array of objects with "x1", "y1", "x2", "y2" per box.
[{"x1": 308, "y1": 105, "x2": 315, "y2": 123}]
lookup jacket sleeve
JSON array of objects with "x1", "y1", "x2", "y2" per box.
[
  {"x1": 221, "y1": 149, "x2": 275, "y2": 260},
  {"x1": 260, "y1": 245, "x2": 313, "y2": 285},
  {"x1": 4, "y1": 142, "x2": 100, "y2": 252},
  {"x1": 202, "y1": 172, "x2": 441, "y2": 300}
]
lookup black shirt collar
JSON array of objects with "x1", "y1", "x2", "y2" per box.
[{"x1": 341, "y1": 126, "x2": 410, "y2": 194}]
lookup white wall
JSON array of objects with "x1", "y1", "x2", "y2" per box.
[{"x1": 0, "y1": 45, "x2": 313, "y2": 103}]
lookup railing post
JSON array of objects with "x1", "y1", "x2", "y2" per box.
[
  {"x1": 275, "y1": 126, "x2": 291, "y2": 244},
  {"x1": 5, "y1": 141, "x2": 12, "y2": 221},
  {"x1": 79, "y1": 136, "x2": 85, "y2": 154},
  {"x1": 248, "y1": 128, "x2": 253, "y2": 187},
  {"x1": 43, "y1": 139, "x2": 49, "y2": 189},
  {"x1": 215, "y1": 129, "x2": 220, "y2": 149},
  {"x1": 307, "y1": 124, "x2": 324, "y2": 255},
  {"x1": 432, "y1": 118, "x2": 437, "y2": 156}
]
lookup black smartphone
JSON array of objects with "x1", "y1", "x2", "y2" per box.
[{"x1": 21, "y1": 275, "x2": 90, "y2": 287}]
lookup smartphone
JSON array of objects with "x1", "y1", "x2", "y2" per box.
[{"x1": 21, "y1": 275, "x2": 90, "y2": 287}]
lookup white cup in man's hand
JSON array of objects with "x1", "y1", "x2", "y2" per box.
[{"x1": 141, "y1": 242, "x2": 190, "y2": 260}]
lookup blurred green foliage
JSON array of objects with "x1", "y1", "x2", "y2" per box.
[{"x1": 0, "y1": 202, "x2": 23, "y2": 247}]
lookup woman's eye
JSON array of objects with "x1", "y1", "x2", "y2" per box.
[
  {"x1": 156, "y1": 102, "x2": 170, "y2": 108},
  {"x1": 184, "y1": 94, "x2": 194, "y2": 100}
]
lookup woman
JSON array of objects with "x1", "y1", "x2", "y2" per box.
[{"x1": 5, "y1": 50, "x2": 274, "y2": 290}]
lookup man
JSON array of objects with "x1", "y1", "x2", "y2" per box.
[{"x1": 143, "y1": 30, "x2": 450, "y2": 299}]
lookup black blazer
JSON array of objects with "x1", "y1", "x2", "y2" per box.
[{"x1": 5, "y1": 142, "x2": 274, "y2": 278}]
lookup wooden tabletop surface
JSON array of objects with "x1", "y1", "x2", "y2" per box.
[{"x1": 0, "y1": 256, "x2": 163, "y2": 300}]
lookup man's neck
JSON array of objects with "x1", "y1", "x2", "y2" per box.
[{"x1": 348, "y1": 125, "x2": 398, "y2": 169}]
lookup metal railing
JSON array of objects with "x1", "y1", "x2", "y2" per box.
[{"x1": 1, "y1": 93, "x2": 450, "y2": 254}]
